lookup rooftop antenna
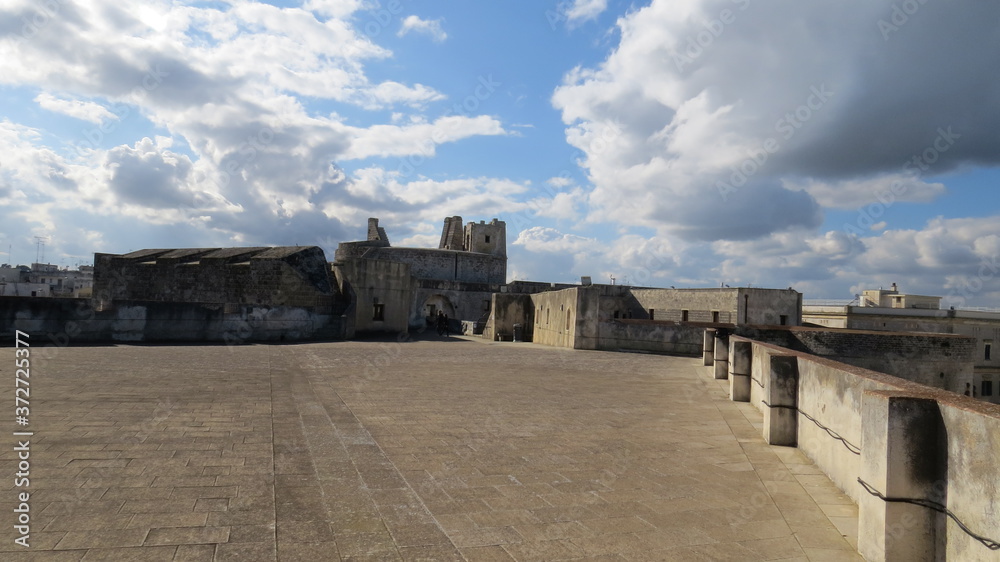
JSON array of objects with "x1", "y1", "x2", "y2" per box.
[
  {"x1": 34, "y1": 236, "x2": 48, "y2": 265},
  {"x1": 609, "y1": 275, "x2": 616, "y2": 285}
]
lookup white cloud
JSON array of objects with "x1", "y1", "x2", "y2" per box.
[
  {"x1": 530, "y1": 187, "x2": 585, "y2": 221},
  {"x1": 34, "y1": 93, "x2": 117, "y2": 124},
  {"x1": 0, "y1": 1, "x2": 517, "y2": 260},
  {"x1": 343, "y1": 115, "x2": 507, "y2": 160},
  {"x1": 563, "y1": 0, "x2": 608, "y2": 24},
  {"x1": 787, "y1": 174, "x2": 947, "y2": 210},
  {"x1": 514, "y1": 226, "x2": 594, "y2": 254},
  {"x1": 302, "y1": 0, "x2": 364, "y2": 19},
  {"x1": 397, "y1": 15, "x2": 447, "y2": 42},
  {"x1": 703, "y1": 215, "x2": 1000, "y2": 305},
  {"x1": 551, "y1": 0, "x2": 1000, "y2": 242}
]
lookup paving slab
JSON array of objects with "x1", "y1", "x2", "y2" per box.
[{"x1": 0, "y1": 336, "x2": 859, "y2": 560}]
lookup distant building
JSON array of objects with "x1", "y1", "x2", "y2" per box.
[
  {"x1": 0, "y1": 264, "x2": 28, "y2": 284},
  {"x1": 804, "y1": 284, "x2": 1000, "y2": 404},
  {"x1": 0, "y1": 263, "x2": 94, "y2": 297},
  {"x1": 333, "y1": 217, "x2": 507, "y2": 335},
  {"x1": 859, "y1": 282, "x2": 941, "y2": 309},
  {"x1": 26, "y1": 263, "x2": 94, "y2": 297},
  {"x1": 486, "y1": 284, "x2": 803, "y2": 347}
]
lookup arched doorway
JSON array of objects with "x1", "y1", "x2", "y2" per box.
[{"x1": 423, "y1": 294, "x2": 456, "y2": 324}]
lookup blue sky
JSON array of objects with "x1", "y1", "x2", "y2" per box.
[{"x1": 1, "y1": 0, "x2": 999, "y2": 306}]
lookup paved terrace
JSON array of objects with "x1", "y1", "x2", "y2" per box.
[{"x1": 1, "y1": 336, "x2": 861, "y2": 561}]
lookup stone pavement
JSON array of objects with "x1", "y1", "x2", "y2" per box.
[{"x1": 0, "y1": 335, "x2": 862, "y2": 561}]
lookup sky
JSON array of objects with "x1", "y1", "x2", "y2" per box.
[{"x1": 1, "y1": 0, "x2": 999, "y2": 307}]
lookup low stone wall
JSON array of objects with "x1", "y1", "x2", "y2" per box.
[
  {"x1": 727, "y1": 335, "x2": 1000, "y2": 561},
  {"x1": 483, "y1": 294, "x2": 534, "y2": 342},
  {"x1": 596, "y1": 320, "x2": 703, "y2": 355},
  {"x1": 0, "y1": 296, "x2": 344, "y2": 344},
  {"x1": 737, "y1": 325, "x2": 975, "y2": 393}
]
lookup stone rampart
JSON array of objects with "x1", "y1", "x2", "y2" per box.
[
  {"x1": 725, "y1": 335, "x2": 1000, "y2": 561},
  {"x1": 0, "y1": 296, "x2": 344, "y2": 343}
]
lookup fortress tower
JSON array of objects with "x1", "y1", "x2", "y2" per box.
[{"x1": 464, "y1": 218, "x2": 506, "y2": 257}]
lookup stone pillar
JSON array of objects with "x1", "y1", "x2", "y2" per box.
[
  {"x1": 859, "y1": 391, "x2": 946, "y2": 562},
  {"x1": 703, "y1": 328, "x2": 715, "y2": 366},
  {"x1": 729, "y1": 339, "x2": 752, "y2": 402},
  {"x1": 713, "y1": 331, "x2": 729, "y2": 380},
  {"x1": 763, "y1": 354, "x2": 798, "y2": 446}
]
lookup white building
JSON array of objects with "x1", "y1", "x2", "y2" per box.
[{"x1": 804, "y1": 284, "x2": 1000, "y2": 404}]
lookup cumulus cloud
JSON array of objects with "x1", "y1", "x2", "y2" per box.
[
  {"x1": 514, "y1": 226, "x2": 594, "y2": 254},
  {"x1": 397, "y1": 15, "x2": 447, "y2": 42},
  {"x1": 343, "y1": 115, "x2": 507, "y2": 160},
  {"x1": 552, "y1": 0, "x2": 1000, "y2": 242},
  {"x1": 104, "y1": 137, "x2": 196, "y2": 210},
  {"x1": 704, "y1": 215, "x2": 1000, "y2": 305},
  {"x1": 563, "y1": 0, "x2": 608, "y2": 24},
  {"x1": 787, "y1": 174, "x2": 947, "y2": 210},
  {"x1": 0, "y1": 1, "x2": 514, "y2": 260},
  {"x1": 531, "y1": 187, "x2": 586, "y2": 221},
  {"x1": 34, "y1": 93, "x2": 117, "y2": 124}
]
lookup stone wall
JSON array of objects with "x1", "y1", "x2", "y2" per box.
[
  {"x1": 0, "y1": 296, "x2": 344, "y2": 343},
  {"x1": 505, "y1": 280, "x2": 577, "y2": 294},
  {"x1": 628, "y1": 287, "x2": 800, "y2": 325},
  {"x1": 595, "y1": 320, "x2": 704, "y2": 355},
  {"x1": 727, "y1": 336, "x2": 1000, "y2": 561},
  {"x1": 334, "y1": 259, "x2": 414, "y2": 335},
  {"x1": 631, "y1": 288, "x2": 740, "y2": 323},
  {"x1": 483, "y1": 293, "x2": 534, "y2": 341},
  {"x1": 411, "y1": 281, "x2": 498, "y2": 330},
  {"x1": 356, "y1": 247, "x2": 505, "y2": 285},
  {"x1": 737, "y1": 325, "x2": 975, "y2": 393},
  {"x1": 845, "y1": 308, "x2": 1000, "y2": 403},
  {"x1": 94, "y1": 246, "x2": 339, "y2": 309},
  {"x1": 530, "y1": 287, "x2": 589, "y2": 349}
]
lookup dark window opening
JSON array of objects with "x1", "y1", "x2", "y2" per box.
[
  {"x1": 982, "y1": 381, "x2": 994, "y2": 397},
  {"x1": 986, "y1": 343, "x2": 992, "y2": 361},
  {"x1": 681, "y1": 310, "x2": 689, "y2": 322},
  {"x1": 373, "y1": 303, "x2": 385, "y2": 321},
  {"x1": 712, "y1": 311, "x2": 719, "y2": 323},
  {"x1": 779, "y1": 315, "x2": 788, "y2": 326},
  {"x1": 485, "y1": 235, "x2": 491, "y2": 243},
  {"x1": 649, "y1": 308, "x2": 655, "y2": 320},
  {"x1": 613, "y1": 311, "x2": 620, "y2": 319}
]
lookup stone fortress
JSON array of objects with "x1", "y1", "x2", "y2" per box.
[
  {"x1": 2, "y1": 216, "x2": 1000, "y2": 560},
  {"x1": 332, "y1": 217, "x2": 507, "y2": 336}
]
